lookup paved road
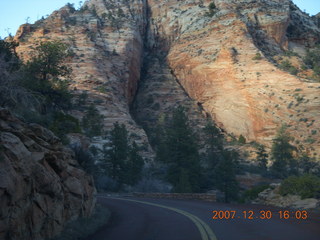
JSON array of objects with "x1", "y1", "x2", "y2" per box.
[{"x1": 85, "y1": 195, "x2": 320, "y2": 240}]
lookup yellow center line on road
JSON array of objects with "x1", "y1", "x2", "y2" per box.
[{"x1": 100, "y1": 196, "x2": 218, "y2": 240}]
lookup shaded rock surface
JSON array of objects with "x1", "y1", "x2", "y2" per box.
[{"x1": 0, "y1": 108, "x2": 96, "y2": 240}]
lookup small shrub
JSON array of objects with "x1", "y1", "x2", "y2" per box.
[
  {"x1": 279, "y1": 174, "x2": 320, "y2": 199},
  {"x1": 242, "y1": 185, "x2": 270, "y2": 202},
  {"x1": 238, "y1": 134, "x2": 246, "y2": 144},
  {"x1": 305, "y1": 137, "x2": 316, "y2": 144},
  {"x1": 206, "y1": 2, "x2": 217, "y2": 17},
  {"x1": 252, "y1": 52, "x2": 262, "y2": 60},
  {"x1": 279, "y1": 60, "x2": 298, "y2": 75}
]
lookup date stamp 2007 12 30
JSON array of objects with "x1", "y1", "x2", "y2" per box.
[{"x1": 212, "y1": 210, "x2": 308, "y2": 220}]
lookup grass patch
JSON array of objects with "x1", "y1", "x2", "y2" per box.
[{"x1": 51, "y1": 204, "x2": 111, "y2": 240}]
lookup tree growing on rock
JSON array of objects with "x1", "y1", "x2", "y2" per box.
[{"x1": 22, "y1": 40, "x2": 73, "y2": 111}]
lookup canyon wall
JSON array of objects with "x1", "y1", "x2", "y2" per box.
[
  {"x1": 147, "y1": 0, "x2": 320, "y2": 155},
  {"x1": 12, "y1": 0, "x2": 320, "y2": 156}
]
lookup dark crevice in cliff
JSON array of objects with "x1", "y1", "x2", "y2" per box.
[{"x1": 128, "y1": 1, "x2": 212, "y2": 151}]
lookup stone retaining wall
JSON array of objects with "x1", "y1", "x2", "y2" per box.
[{"x1": 133, "y1": 193, "x2": 216, "y2": 202}]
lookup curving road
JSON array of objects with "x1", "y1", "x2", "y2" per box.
[{"x1": 85, "y1": 195, "x2": 320, "y2": 240}]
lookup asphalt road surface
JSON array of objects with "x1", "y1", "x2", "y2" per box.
[{"x1": 85, "y1": 195, "x2": 320, "y2": 240}]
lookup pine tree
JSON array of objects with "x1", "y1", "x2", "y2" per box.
[
  {"x1": 23, "y1": 40, "x2": 73, "y2": 110},
  {"x1": 214, "y1": 150, "x2": 240, "y2": 202},
  {"x1": 256, "y1": 144, "x2": 268, "y2": 171},
  {"x1": 126, "y1": 142, "x2": 144, "y2": 185},
  {"x1": 82, "y1": 104, "x2": 104, "y2": 137},
  {"x1": 157, "y1": 106, "x2": 202, "y2": 193},
  {"x1": 104, "y1": 122, "x2": 129, "y2": 186},
  {"x1": 271, "y1": 125, "x2": 296, "y2": 178},
  {"x1": 103, "y1": 123, "x2": 144, "y2": 189},
  {"x1": 204, "y1": 121, "x2": 223, "y2": 151},
  {"x1": 202, "y1": 121, "x2": 224, "y2": 189}
]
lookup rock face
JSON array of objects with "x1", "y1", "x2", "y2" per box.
[
  {"x1": 0, "y1": 108, "x2": 96, "y2": 240},
  {"x1": 13, "y1": 0, "x2": 153, "y2": 158},
  {"x1": 12, "y1": 0, "x2": 320, "y2": 156},
  {"x1": 147, "y1": 0, "x2": 320, "y2": 153}
]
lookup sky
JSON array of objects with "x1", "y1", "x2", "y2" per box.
[
  {"x1": 0, "y1": 0, "x2": 84, "y2": 38},
  {"x1": 0, "y1": 0, "x2": 319, "y2": 39}
]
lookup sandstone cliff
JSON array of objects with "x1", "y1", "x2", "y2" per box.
[
  {"x1": 0, "y1": 108, "x2": 96, "y2": 240},
  {"x1": 12, "y1": 0, "x2": 320, "y2": 157},
  {"x1": 147, "y1": 0, "x2": 320, "y2": 154}
]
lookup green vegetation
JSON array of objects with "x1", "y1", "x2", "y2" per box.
[
  {"x1": 0, "y1": 39, "x2": 81, "y2": 144},
  {"x1": 270, "y1": 125, "x2": 297, "y2": 178},
  {"x1": 238, "y1": 134, "x2": 246, "y2": 144},
  {"x1": 252, "y1": 52, "x2": 262, "y2": 60},
  {"x1": 241, "y1": 185, "x2": 270, "y2": 202},
  {"x1": 206, "y1": 2, "x2": 217, "y2": 17},
  {"x1": 103, "y1": 122, "x2": 144, "y2": 190},
  {"x1": 279, "y1": 174, "x2": 320, "y2": 199},
  {"x1": 49, "y1": 112, "x2": 81, "y2": 144},
  {"x1": 0, "y1": 40, "x2": 29, "y2": 108},
  {"x1": 279, "y1": 60, "x2": 298, "y2": 75},
  {"x1": 156, "y1": 106, "x2": 202, "y2": 193},
  {"x1": 82, "y1": 104, "x2": 104, "y2": 137},
  {"x1": 202, "y1": 121, "x2": 240, "y2": 202},
  {"x1": 255, "y1": 144, "x2": 268, "y2": 171},
  {"x1": 304, "y1": 44, "x2": 320, "y2": 78},
  {"x1": 213, "y1": 150, "x2": 240, "y2": 202},
  {"x1": 22, "y1": 40, "x2": 73, "y2": 111}
]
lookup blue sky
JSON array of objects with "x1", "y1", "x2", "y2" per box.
[
  {"x1": 0, "y1": 0, "x2": 83, "y2": 38},
  {"x1": 0, "y1": 0, "x2": 319, "y2": 39}
]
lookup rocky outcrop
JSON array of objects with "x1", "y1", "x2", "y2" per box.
[
  {"x1": 0, "y1": 108, "x2": 96, "y2": 240},
  {"x1": 255, "y1": 183, "x2": 320, "y2": 209}
]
